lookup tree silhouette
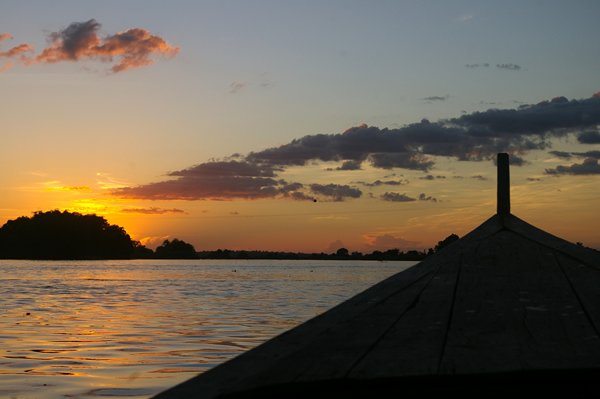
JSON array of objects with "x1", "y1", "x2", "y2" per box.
[
  {"x1": 155, "y1": 238, "x2": 198, "y2": 259},
  {"x1": 0, "y1": 210, "x2": 141, "y2": 259}
]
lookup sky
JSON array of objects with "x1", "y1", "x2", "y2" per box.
[{"x1": 1, "y1": 0, "x2": 599, "y2": 252}]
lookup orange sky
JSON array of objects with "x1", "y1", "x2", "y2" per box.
[{"x1": 1, "y1": 3, "x2": 599, "y2": 252}]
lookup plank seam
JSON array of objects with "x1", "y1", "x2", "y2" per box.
[
  {"x1": 341, "y1": 262, "x2": 447, "y2": 379},
  {"x1": 436, "y1": 250, "x2": 468, "y2": 374},
  {"x1": 553, "y1": 252, "x2": 600, "y2": 341}
]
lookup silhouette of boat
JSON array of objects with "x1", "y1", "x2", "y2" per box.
[{"x1": 155, "y1": 153, "x2": 600, "y2": 397}]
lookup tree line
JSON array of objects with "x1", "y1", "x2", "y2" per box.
[{"x1": 0, "y1": 210, "x2": 458, "y2": 260}]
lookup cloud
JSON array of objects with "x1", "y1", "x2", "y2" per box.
[
  {"x1": 578, "y1": 131, "x2": 600, "y2": 144},
  {"x1": 287, "y1": 191, "x2": 315, "y2": 201},
  {"x1": 549, "y1": 150, "x2": 572, "y2": 159},
  {"x1": 548, "y1": 150, "x2": 600, "y2": 160},
  {"x1": 114, "y1": 92, "x2": 600, "y2": 202},
  {"x1": 363, "y1": 233, "x2": 419, "y2": 251},
  {"x1": 229, "y1": 81, "x2": 246, "y2": 94},
  {"x1": 355, "y1": 179, "x2": 407, "y2": 187},
  {"x1": 121, "y1": 207, "x2": 186, "y2": 215},
  {"x1": 381, "y1": 192, "x2": 416, "y2": 202},
  {"x1": 0, "y1": 33, "x2": 34, "y2": 70},
  {"x1": 309, "y1": 183, "x2": 361, "y2": 202},
  {"x1": 471, "y1": 175, "x2": 488, "y2": 181},
  {"x1": 465, "y1": 63, "x2": 522, "y2": 71},
  {"x1": 465, "y1": 63, "x2": 490, "y2": 69},
  {"x1": 247, "y1": 93, "x2": 600, "y2": 172},
  {"x1": 545, "y1": 158, "x2": 600, "y2": 175},
  {"x1": 419, "y1": 174, "x2": 446, "y2": 180},
  {"x1": 114, "y1": 160, "x2": 285, "y2": 200},
  {"x1": 336, "y1": 160, "x2": 362, "y2": 170},
  {"x1": 423, "y1": 95, "x2": 449, "y2": 102},
  {"x1": 572, "y1": 150, "x2": 600, "y2": 159},
  {"x1": 526, "y1": 177, "x2": 541, "y2": 181},
  {"x1": 2, "y1": 19, "x2": 178, "y2": 74},
  {"x1": 418, "y1": 193, "x2": 438, "y2": 202},
  {"x1": 169, "y1": 160, "x2": 277, "y2": 178},
  {"x1": 496, "y1": 63, "x2": 521, "y2": 71}
]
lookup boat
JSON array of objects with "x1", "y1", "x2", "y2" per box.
[{"x1": 155, "y1": 153, "x2": 600, "y2": 397}]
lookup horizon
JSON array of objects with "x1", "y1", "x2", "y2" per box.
[{"x1": 1, "y1": 1, "x2": 599, "y2": 253}]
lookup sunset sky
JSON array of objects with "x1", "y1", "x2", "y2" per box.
[{"x1": 1, "y1": 1, "x2": 599, "y2": 252}]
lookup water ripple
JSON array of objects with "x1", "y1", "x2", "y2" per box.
[{"x1": 0, "y1": 259, "x2": 414, "y2": 399}]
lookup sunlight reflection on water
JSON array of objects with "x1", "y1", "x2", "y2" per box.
[{"x1": 0, "y1": 259, "x2": 416, "y2": 398}]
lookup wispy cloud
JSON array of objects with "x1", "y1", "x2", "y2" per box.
[
  {"x1": 362, "y1": 233, "x2": 419, "y2": 251},
  {"x1": 1, "y1": 19, "x2": 179, "y2": 73},
  {"x1": 418, "y1": 193, "x2": 438, "y2": 202},
  {"x1": 465, "y1": 63, "x2": 522, "y2": 71},
  {"x1": 229, "y1": 81, "x2": 246, "y2": 94},
  {"x1": 419, "y1": 175, "x2": 446, "y2": 180},
  {"x1": 121, "y1": 207, "x2": 186, "y2": 215},
  {"x1": 355, "y1": 179, "x2": 407, "y2": 187},
  {"x1": 381, "y1": 192, "x2": 416, "y2": 202},
  {"x1": 423, "y1": 95, "x2": 449, "y2": 103},
  {"x1": 496, "y1": 63, "x2": 521, "y2": 71},
  {"x1": 545, "y1": 158, "x2": 600, "y2": 175},
  {"x1": 309, "y1": 183, "x2": 361, "y2": 202},
  {"x1": 578, "y1": 131, "x2": 600, "y2": 144}
]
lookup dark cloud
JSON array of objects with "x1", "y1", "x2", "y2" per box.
[
  {"x1": 423, "y1": 95, "x2": 449, "y2": 102},
  {"x1": 114, "y1": 92, "x2": 600, "y2": 202},
  {"x1": 287, "y1": 191, "x2": 315, "y2": 201},
  {"x1": 2, "y1": 19, "x2": 178, "y2": 73},
  {"x1": 114, "y1": 160, "x2": 287, "y2": 200},
  {"x1": 356, "y1": 179, "x2": 407, "y2": 187},
  {"x1": 496, "y1": 63, "x2": 521, "y2": 71},
  {"x1": 330, "y1": 160, "x2": 362, "y2": 171},
  {"x1": 381, "y1": 192, "x2": 416, "y2": 202},
  {"x1": 248, "y1": 93, "x2": 600, "y2": 173},
  {"x1": 121, "y1": 207, "x2": 186, "y2": 215},
  {"x1": 549, "y1": 150, "x2": 573, "y2": 159},
  {"x1": 471, "y1": 175, "x2": 488, "y2": 181},
  {"x1": 169, "y1": 161, "x2": 277, "y2": 178},
  {"x1": 419, "y1": 175, "x2": 446, "y2": 180},
  {"x1": 526, "y1": 177, "x2": 542, "y2": 181},
  {"x1": 418, "y1": 193, "x2": 438, "y2": 202},
  {"x1": 309, "y1": 184, "x2": 362, "y2": 202},
  {"x1": 572, "y1": 151, "x2": 600, "y2": 159},
  {"x1": 465, "y1": 63, "x2": 490, "y2": 68},
  {"x1": 578, "y1": 131, "x2": 600, "y2": 144},
  {"x1": 545, "y1": 158, "x2": 600, "y2": 175},
  {"x1": 548, "y1": 150, "x2": 600, "y2": 160}
]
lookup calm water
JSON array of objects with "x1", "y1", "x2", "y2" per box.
[{"x1": 0, "y1": 259, "x2": 416, "y2": 399}]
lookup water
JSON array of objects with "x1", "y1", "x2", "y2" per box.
[{"x1": 0, "y1": 259, "x2": 417, "y2": 398}]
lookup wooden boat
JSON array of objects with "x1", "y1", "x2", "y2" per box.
[{"x1": 155, "y1": 153, "x2": 600, "y2": 397}]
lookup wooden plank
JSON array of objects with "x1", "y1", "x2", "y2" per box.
[
  {"x1": 439, "y1": 231, "x2": 600, "y2": 374},
  {"x1": 346, "y1": 253, "x2": 462, "y2": 379},
  {"x1": 504, "y1": 213, "x2": 600, "y2": 268},
  {"x1": 227, "y1": 257, "x2": 449, "y2": 389},
  {"x1": 555, "y1": 253, "x2": 600, "y2": 340}
]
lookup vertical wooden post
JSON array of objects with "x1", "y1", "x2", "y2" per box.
[{"x1": 497, "y1": 153, "x2": 510, "y2": 215}]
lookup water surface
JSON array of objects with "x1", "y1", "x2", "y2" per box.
[{"x1": 0, "y1": 259, "x2": 416, "y2": 398}]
